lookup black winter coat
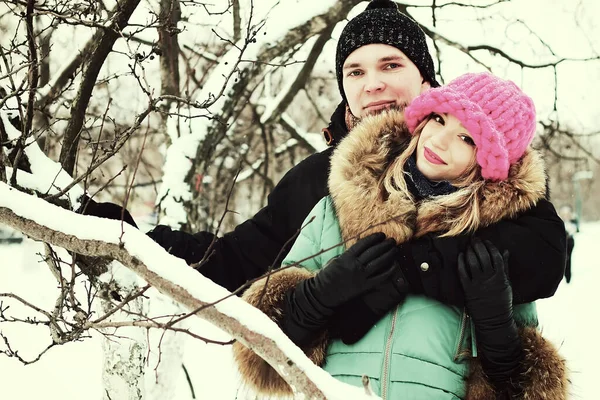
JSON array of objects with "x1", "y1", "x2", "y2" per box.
[{"x1": 148, "y1": 102, "x2": 567, "y2": 306}]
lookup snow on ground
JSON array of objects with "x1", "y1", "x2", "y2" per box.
[
  {"x1": 0, "y1": 222, "x2": 598, "y2": 399},
  {"x1": 536, "y1": 221, "x2": 600, "y2": 399}
]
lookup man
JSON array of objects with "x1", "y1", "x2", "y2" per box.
[{"x1": 85, "y1": 1, "x2": 566, "y2": 309}]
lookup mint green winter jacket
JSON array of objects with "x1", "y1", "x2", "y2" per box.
[{"x1": 282, "y1": 195, "x2": 538, "y2": 399}]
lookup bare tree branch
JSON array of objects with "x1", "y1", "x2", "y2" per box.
[
  {"x1": 24, "y1": 0, "x2": 38, "y2": 138},
  {"x1": 158, "y1": 0, "x2": 181, "y2": 102},
  {"x1": 260, "y1": 22, "x2": 336, "y2": 125},
  {"x1": 58, "y1": 0, "x2": 142, "y2": 175},
  {"x1": 0, "y1": 332, "x2": 56, "y2": 365},
  {"x1": 232, "y1": 0, "x2": 241, "y2": 42}
]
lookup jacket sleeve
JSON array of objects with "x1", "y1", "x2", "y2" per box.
[
  {"x1": 232, "y1": 199, "x2": 333, "y2": 397},
  {"x1": 232, "y1": 267, "x2": 325, "y2": 397},
  {"x1": 147, "y1": 148, "x2": 333, "y2": 292},
  {"x1": 402, "y1": 199, "x2": 567, "y2": 306},
  {"x1": 466, "y1": 326, "x2": 568, "y2": 399},
  {"x1": 282, "y1": 196, "x2": 342, "y2": 272}
]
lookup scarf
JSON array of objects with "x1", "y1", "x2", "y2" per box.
[{"x1": 404, "y1": 153, "x2": 458, "y2": 200}]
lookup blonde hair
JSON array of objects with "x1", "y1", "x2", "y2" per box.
[{"x1": 379, "y1": 115, "x2": 487, "y2": 237}]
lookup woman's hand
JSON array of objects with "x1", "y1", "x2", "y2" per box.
[
  {"x1": 458, "y1": 238, "x2": 513, "y2": 325},
  {"x1": 283, "y1": 232, "x2": 398, "y2": 346},
  {"x1": 458, "y1": 238, "x2": 524, "y2": 393}
]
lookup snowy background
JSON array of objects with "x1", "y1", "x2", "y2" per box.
[{"x1": 0, "y1": 220, "x2": 597, "y2": 399}]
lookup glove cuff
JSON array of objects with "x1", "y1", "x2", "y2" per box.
[
  {"x1": 281, "y1": 279, "x2": 333, "y2": 346},
  {"x1": 328, "y1": 297, "x2": 381, "y2": 345},
  {"x1": 477, "y1": 319, "x2": 525, "y2": 388}
]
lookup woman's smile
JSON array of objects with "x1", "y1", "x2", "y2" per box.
[{"x1": 423, "y1": 146, "x2": 446, "y2": 165}]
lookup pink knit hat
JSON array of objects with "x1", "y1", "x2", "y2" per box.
[{"x1": 404, "y1": 72, "x2": 537, "y2": 181}]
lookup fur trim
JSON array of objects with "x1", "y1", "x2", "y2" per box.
[
  {"x1": 329, "y1": 110, "x2": 416, "y2": 247},
  {"x1": 415, "y1": 149, "x2": 547, "y2": 237},
  {"x1": 232, "y1": 267, "x2": 328, "y2": 396},
  {"x1": 329, "y1": 109, "x2": 547, "y2": 244},
  {"x1": 466, "y1": 327, "x2": 568, "y2": 399}
]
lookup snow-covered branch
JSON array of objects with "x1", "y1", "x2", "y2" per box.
[
  {"x1": 157, "y1": 0, "x2": 361, "y2": 229},
  {"x1": 0, "y1": 183, "x2": 379, "y2": 399}
]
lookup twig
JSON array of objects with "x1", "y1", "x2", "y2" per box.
[
  {"x1": 87, "y1": 320, "x2": 233, "y2": 345},
  {"x1": 92, "y1": 285, "x2": 151, "y2": 324},
  {"x1": 0, "y1": 332, "x2": 56, "y2": 365},
  {"x1": 191, "y1": 165, "x2": 243, "y2": 270},
  {"x1": 182, "y1": 363, "x2": 196, "y2": 399}
]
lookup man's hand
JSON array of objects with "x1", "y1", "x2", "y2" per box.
[{"x1": 77, "y1": 195, "x2": 138, "y2": 228}]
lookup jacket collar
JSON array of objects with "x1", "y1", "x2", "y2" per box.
[
  {"x1": 328, "y1": 110, "x2": 547, "y2": 245},
  {"x1": 322, "y1": 101, "x2": 348, "y2": 146}
]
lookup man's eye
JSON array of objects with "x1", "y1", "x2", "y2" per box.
[
  {"x1": 386, "y1": 63, "x2": 401, "y2": 69},
  {"x1": 347, "y1": 70, "x2": 362, "y2": 77}
]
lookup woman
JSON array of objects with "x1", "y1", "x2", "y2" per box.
[{"x1": 233, "y1": 72, "x2": 567, "y2": 399}]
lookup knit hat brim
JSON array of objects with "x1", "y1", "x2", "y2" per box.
[{"x1": 405, "y1": 88, "x2": 510, "y2": 181}]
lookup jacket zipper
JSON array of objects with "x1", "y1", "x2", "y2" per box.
[
  {"x1": 453, "y1": 310, "x2": 469, "y2": 361},
  {"x1": 381, "y1": 306, "x2": 399, "y2": 400}
]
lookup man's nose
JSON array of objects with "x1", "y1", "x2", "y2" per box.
[{"x1": 364, "y1": 74, "x2": 385, "y2": 93}]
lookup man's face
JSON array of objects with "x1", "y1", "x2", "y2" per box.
[{"x1": 342, "y1": 44, "x2": 430, "y2": 118}]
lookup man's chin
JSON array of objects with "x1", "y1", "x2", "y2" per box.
[{"x1": 363, "y1": 103, "x2": 406, "y2": 117}]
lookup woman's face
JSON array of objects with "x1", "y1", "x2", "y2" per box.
[{"x1": 416, "y1": 113, "x2": 476, "y2": 182}]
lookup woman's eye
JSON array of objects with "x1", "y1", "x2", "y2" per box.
[
  {"x1": 460, "y1": 135, "x2": 476, "y2": 146},
  {"x1": 431, "y1": 113, "x2": 444, "y2": 125},
  {"x1": 385, "y1": 63, "x2": 401, "y2": 70},
  {"x1": 347, "y1": 70, "x2": 362, "y2": 77}
]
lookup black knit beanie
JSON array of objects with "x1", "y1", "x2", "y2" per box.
[{"x1": 336, "y1": 0, "x2": 439, "y2": 102}]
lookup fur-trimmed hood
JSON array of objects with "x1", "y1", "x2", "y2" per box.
[{"x1": 328, "y1": 109, "x2": 547, "y2": 246}]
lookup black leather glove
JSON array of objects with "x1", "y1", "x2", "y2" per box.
[
  {"x1": 73, "y1": 195, "x2": 137, "y2": 277},
  {"x1": 329, "y1": 262, "x2": 409, "y2": 344},
  {"x1": 282, "y1": 232, "x2": 398, "y2": 346},
  {"x1": 458, "y1": 238, "x2": 524, "y2": 394},
  {"x1": 77, "y1": 195, "x2": 138, "y2": 228},
  {"x1": 146, "y1": 225, "x2": 214, "y2": 265}
]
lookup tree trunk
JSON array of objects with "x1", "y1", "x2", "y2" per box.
[
  {"x1": 99, "y1": 274, "x2": 148, "y2": 400},
  {"x1": 158, "y1": 0, "x2": 181, "y2": 144}
]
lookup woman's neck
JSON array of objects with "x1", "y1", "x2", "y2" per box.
[{"x1": 404, "y1": 153, "x2": 458, "y2": 200}]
